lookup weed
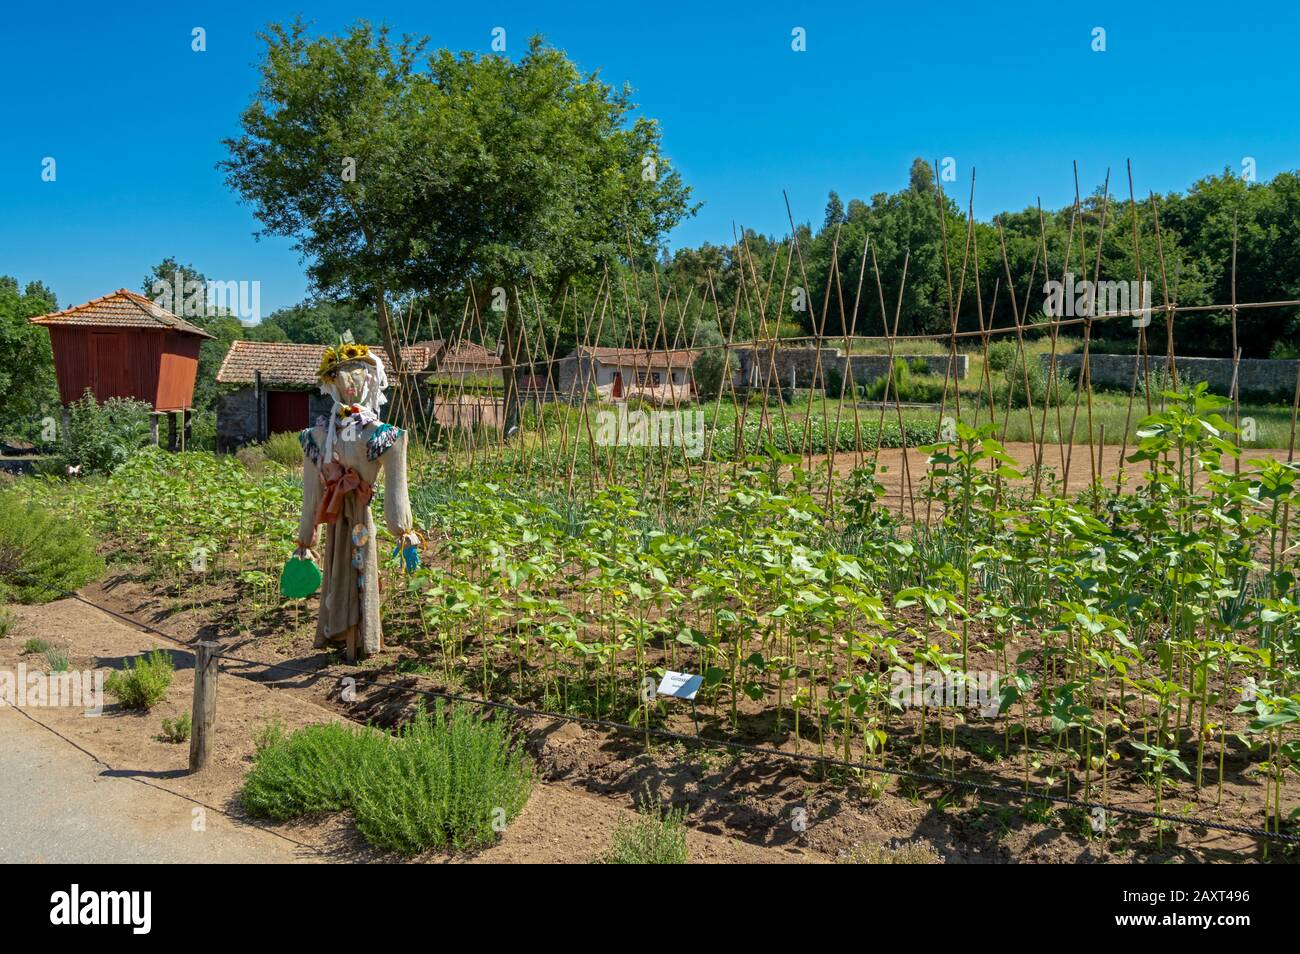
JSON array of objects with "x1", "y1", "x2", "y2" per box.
[{"x1": 105, "y1": 650, "x2": 174, "y2": 710}]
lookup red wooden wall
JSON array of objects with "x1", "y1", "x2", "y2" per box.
[{"x1": 49, "y1": 328, "x2": 202, "y2": 411}]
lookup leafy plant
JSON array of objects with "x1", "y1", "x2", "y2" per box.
[
  {"x1": 0, "y1": 490, "x2": 104, "y2": 603},
  {"x1": 105, "y1": 650, "x2": 174, "y2": 710},
  {"x1": 243, "y1": 702, "x2": 533, "y2": 854},
  {"x1": 157, "y1": 712, "x2": 192, "y2": 743},
  {"x1": 603, "y1": 792, "x2": 689, "y2": 864}
]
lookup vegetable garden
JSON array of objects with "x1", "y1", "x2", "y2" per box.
[{"x1": 14, "y1": 377, "x2": 1300, "y2": 858}]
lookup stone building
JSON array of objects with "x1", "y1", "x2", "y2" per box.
[
  {"x1": 518, "y1": 347, "x2": 699, "y2": 403},
  {"x1": 214, "y1": 340, "x2": 434, "y2": 449}
]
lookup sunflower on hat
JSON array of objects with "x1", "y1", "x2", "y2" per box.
[{"x1": 318, "y1": 341, "x2": 373, "y2": 381}]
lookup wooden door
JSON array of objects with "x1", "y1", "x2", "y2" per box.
[{"x1": 267, "y1": 390, "x2": 310, "y2": 435}]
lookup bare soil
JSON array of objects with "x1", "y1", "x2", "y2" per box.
[{"x1": 4, "y1": 561, "x2": 1292, "y2": 863}]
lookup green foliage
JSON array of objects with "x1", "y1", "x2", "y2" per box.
[
  {"x1": 105, "y1": 650, "x2": 174, "y2": 710},
  {"x1": 0, "y1": 489, "x2": 104, "y2": 603},
  {"x1": 263, "y1": 431, "x2": 306, "y2": 467},
  {"x1": 0, "y1": 276, "x2": 59, "y2": 438},
  {"x1": 242, "y1": 703, "x2": 534, "y2": 854},
  {"x1": 44, "y1": 648, "x2": 69, "y2": 672},
  {"x1": 603, "y1": 792, "x2": 689, "y2": 864},
  {"x1": 157, "y1": 712, "x2": 192, "y2": 744},
  {"x1": 690, "y1": 318, "x2": 729, "y2": 400},
  {"x1": 861, "y1": 359, "x2": 946, "y2": 403},
  {"x1": 986, "y1": 340, "x2": 1019, "y2": 373},
  {"x1": 21, "y1": 637, "x2": 49, "y2": 655},
  {"x1": 56, "y1": 390, "x2": 153, "y2": 475}
]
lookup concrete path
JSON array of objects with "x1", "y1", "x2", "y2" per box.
[{"x1": 0, "y1": 706, "x2": 313, "y2": 863}]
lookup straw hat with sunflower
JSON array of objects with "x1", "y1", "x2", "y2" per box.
[{"x1": 317, "y1": 341, "x2": 374, "y2": 382}]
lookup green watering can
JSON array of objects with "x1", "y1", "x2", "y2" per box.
[{"x1": 280, "y1": 555, "x2": 322, "y2": 599}]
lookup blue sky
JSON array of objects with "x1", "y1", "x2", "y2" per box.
[{"x1": 3, "y1": 1, "x2": 1297, "y2": 316}]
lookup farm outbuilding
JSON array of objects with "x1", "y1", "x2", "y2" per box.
[
  {"x1": 518, "y1": 346, "x2": 699, "y2": 403},
  {"x1": 214, "y1": 339, "x2": 435, "y2": 450},
  {"x1": 29, "y1": 288, "x2": 215, "y2": 447}
]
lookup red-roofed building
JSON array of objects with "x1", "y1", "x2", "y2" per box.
[
  {"x1": 29, "y1": 288, "x2": 214, "y2": 411},
  {"x1": 214, "y1": 339, "x2": 435, "y2": 448}
]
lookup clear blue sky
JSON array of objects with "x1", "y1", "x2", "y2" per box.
[{"x1": 3, "y1": 0, "x2": 1297, "y2": 315}]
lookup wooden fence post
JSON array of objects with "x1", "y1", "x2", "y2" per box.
[{"x1": 189, "y1": 640, "x2": 219, "y2": 772}]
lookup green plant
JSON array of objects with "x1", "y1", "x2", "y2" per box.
[
  {"x1": 21, "y1": 637, "x2": 49, "y2": 654},
  {"x1": 0, "y1": 608, "x2": 14, "y2": 639},
  {"x1": 43, "y1": 647, "x2": 69, "y2": 672},
  {"x1": 56, "y1": 390, "x2": 152, "y2": 475},
  {"x1": 0, "y1": 491, "x2": 103, "y2": 603},
  {"x1": 242, "y1": 702, "x2": 533, "y2": 854},
  {"x1": 262, "y1": 430, "x2": 306, "y2": 467},
  {"x1": 602, "y1": 792, "x2": 689, "y2": 864},
  {"x1": 157, "y1": 712, "x2": 192, "y2": 743},
  {"x1": 105, "y1": 649, "x2": 174, "y2": 710}
]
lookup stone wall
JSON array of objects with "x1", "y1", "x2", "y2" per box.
[
  {"x1": 734, "y1": 348, "x2": 966, "y2": 391},
  {"x1": 217, "y1": 387, "x2": 333, "y2": 451},
  {"x1": 1044, "y1": 354, "x2": 1300, "y2": 399}
]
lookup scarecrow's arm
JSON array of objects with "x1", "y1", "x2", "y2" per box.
[
  {"x1": 295, "y1": 428, "x2": 324, "y2": 556},
  {"x1": 381, "y1": 428, "x2": 414, "y2": 539}
]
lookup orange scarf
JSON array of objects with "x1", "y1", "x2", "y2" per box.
[{"x1": 314, "y1": 460, "x2": 373, "y2": 527}]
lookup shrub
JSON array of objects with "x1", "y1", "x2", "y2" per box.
[
  {"x1": 263, "y1": 431, "x2": 305, "y2": 468},
  {"x1": 603, "y1": 792, "x2": 689, "y2": 864},
  {"x1": 157, "y1": 712, "x2": 192, "y2": 744},
  {"x1": 56, "y1": 390, "x2": 153, "y2": 475},
  {"x1": 909, "y1": 357, "x2": 931, "y2": 376},
  {"x1": 44, "y1": 648, "x2": 69, "y2": 672},
  {"x1": 992, "y1": 353, "x2": 1075, "y2": 409},
  {"x1": 986, "y1": 340, "x2": 1019, "y2": 373},
  {"x1": 21, "y1": 637, "x2": 49, "y2": 655},
  {"x1": 242, "y1": 702, "x2": 534, "y2": 855},
  {"x1": 0, "y1": 608, "x2": 14, "y2": 639},
  {"x1": 0, "y1": 489, "x2": 104, "y2": 603},
  {"x1": 105, "y1": 649, "x2": 174, "y2": 710},
  {"x1": 841, "y1": 840, "x2": 942, "y2": 864}
]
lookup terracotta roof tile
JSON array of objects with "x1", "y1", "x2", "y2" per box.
[
  {"x1": 29, "y1": 289, "x2": 215, "y2": 338},
  {"x1": 580, "y1": 346, "x2": 699, "y2": 369},
  {"x1": 215, "y1": 340, "x2": 432, "y2": 387},
  {"x1": 413, "y1": 339, "x2": 502, "y2": 370}
]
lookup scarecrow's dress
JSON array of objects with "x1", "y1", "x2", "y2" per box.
[{"x1": 298, "y1": 418, "x2": 411, "y2": 660}]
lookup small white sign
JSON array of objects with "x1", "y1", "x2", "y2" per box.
[{"x1": 657, "y1": 671, "x2": 703, "y2": 701}]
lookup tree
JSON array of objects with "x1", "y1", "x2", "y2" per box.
[
  {"x1": 823, "y1": 190, "x2": 846, "y2": 232},
  {"x1": 221, "y1": 20, "x2": 428, "y2": 378},
  {"x1": 0, "y1": 277, "x2": 58, "y2": 437},
  {"x1": 222, "y1": 22, "x2": 695, "y2": 434}
]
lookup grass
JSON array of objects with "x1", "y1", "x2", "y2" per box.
[
  {"x1": 21, "y1": 637, "x2": 49, "y2": 655},
  {"x1": 241, "y1": 702, "x2": 534, "y2": 855},
  {"x1": 840, "y1": 840, "x2": 943, "y2": 864},
  {"x1": 105, "y1": 649, "x2": 174, "y2": 710},
  {"x1": 602, "y1": 792, "x2": 689, "y2": 864},
  {"x1": 44, "y1": 648, "x2": 69, "y2": 672}
]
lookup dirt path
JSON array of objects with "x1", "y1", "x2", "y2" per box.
[
  {"x1": 800, "y1": 441, "x2": 1291, "y2": 515},
  {"x1": 0, "y1": 597, "x2": 826, "y2": 864},
  {"x1": 0, "y1": 706, "x2": 312, "y2": 863}
]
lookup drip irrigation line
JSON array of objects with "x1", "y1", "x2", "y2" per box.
[{"x1": 17, "y1": 572, "x2": 1298, "y2": 846}]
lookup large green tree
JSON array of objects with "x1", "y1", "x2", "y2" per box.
[{"x1": 222, "y1": 21, "x2": 694, "y2": 429}]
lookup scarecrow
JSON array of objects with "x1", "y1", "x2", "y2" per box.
[{"x1": 289, "y1": 340, "x2": 420, "y2": 661}]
